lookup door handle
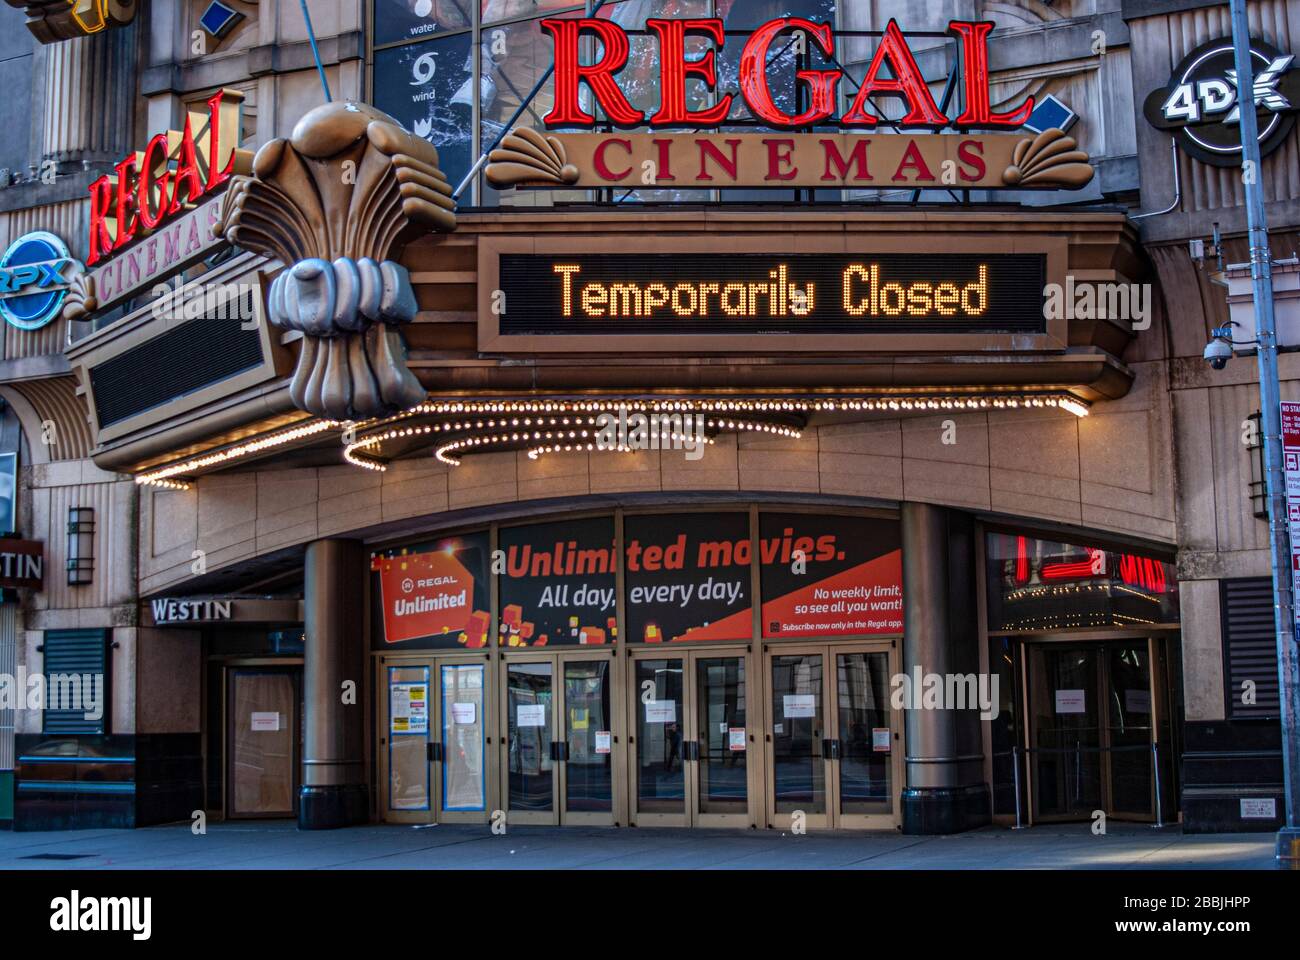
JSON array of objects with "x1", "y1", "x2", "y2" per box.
[
  {"x1": 550, "y1": 741, "x2": 569, "y2": 762},
  {"x1": 427, "y1": 742, "x2": 443, "y2": 763},
  {"x1": 822, "y1": 738, "x2": 839, "y2": 759},
  {"x1": 684, "y1": 741, "x2": 699, "y2": 761}
]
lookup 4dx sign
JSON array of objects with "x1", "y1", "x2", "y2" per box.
[
  {"x1": 86, "y1": 88, "x2": 252, "y2": 266},
  {"x1": 542, "y1": 17, "x2": 1030, "y2": 129}
]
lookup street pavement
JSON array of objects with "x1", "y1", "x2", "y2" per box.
[{"x1": 0, "y1": 821, "x2": 1278, "y2": 869}]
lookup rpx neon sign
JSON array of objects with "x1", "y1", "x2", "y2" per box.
[
  {"x1": 541, "y1": 17, "x2": 1031, "y2": 130},
  {"x1": 86, "y1": 88, "x2": 251, "y2": 267}
]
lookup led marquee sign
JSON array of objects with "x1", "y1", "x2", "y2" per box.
[{"x1": 497, "y1": 253, "x2": 1046, "y2": 337}]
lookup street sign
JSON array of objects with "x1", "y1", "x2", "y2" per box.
[{"x1": 1279, "y1": 401, "x2": 1300, "y2": 627}]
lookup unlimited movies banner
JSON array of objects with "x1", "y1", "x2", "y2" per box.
[{"x1": 758, "y1": 513, "x2": 903, "y2": 638}]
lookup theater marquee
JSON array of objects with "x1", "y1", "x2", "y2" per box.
[{"x1": 486, "y1": 17, "x2": 1095, "y2": 192}]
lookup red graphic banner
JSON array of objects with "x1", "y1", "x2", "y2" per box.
[
  {"x1": 374, "y1": 550, "x2": 487, "y2": 647},
  {"x1": 761, "y1": 551, "x2": 903, "y2": 637}
]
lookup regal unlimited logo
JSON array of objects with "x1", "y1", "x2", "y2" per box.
[
  {"x1": 0, "y1": 232, "x2": 81, "y2": 331},
  {"x1": 1144, "y1": 36, "x2": 1299, "y2": 166}
]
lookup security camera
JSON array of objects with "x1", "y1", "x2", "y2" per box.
[{"x1": 1204, "y1": 337, "x2": 1232, "y2": 370}]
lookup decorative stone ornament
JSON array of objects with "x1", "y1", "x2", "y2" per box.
[
  {"x1": 216, "y1": 101, "x2": 457, "y2": 421},
  {"x1": 1001, "y1": 128, "x2": 1094, "y2": 188},
  {"x1": 5, "y1": 0, "x2": 136, "y2": 43}
]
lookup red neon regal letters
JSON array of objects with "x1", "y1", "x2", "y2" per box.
[
  {"x1": 87, "y1": 88, "x2": 250, "y2": 267},
  {"x1": 541, "y1": 17, "x2": 1031, "y2": 131}
]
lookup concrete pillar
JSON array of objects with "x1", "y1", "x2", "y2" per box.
[
  {"x1": 299, "y1": 538, "x2": 368, "y2": 829},
  {"x1": 40, "y1": 26, "x2": 135, "y2": 170},
  {"x1": 900, "y1": 502, "x2": 990, "y2": 834}
]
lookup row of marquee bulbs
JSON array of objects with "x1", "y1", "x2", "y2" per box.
[{"x1": 133, "y1": 393, "x2": 1091, "y2": 489}]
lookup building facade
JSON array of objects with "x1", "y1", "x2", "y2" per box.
[{"x1": 0, "y1": 0, "x2": 1291, "y2": 835}]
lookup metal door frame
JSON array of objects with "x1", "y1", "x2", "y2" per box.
[
  {"x1": 1022, "y1": 637, "x2": 1164, "y2": 824},
  {"x1": 625, "y1": 645, "x2": 757, "y2": 828},
  {"x1": 763, "y1": 640, "x2": 901, "y2": 830},
  {"x1": 378, "y1": 653, "x2": 496, "y2": 824},
  {"x1": 498, "y1": 649, "x2": 620, "y2": 826}
]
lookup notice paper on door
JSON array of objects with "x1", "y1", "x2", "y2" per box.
[
  {"x1": 517, "y1": 703, "x2": 547, "y2": 727},
  {"x1": 645, "y1": 699, "x2": 676, "y2": 723},
  {"x1": 1055, "y1": 689, "x2": 1086, "y2": 714},
  {"x1": 251, "y1": 711, "x2": 280, "y2": 732},
  {"x1": 728, "y1": 727, "x2": 746, "y2": 751},
  {"x1": 1124, "y1": 689, "x2": 1151, "y2": 714},
  {"x1": 783, "y1": 694, "x2": 816, "y2": 718},
  {"x1": 595, "y1": 731, "x2": 611, "y2": 754},
  {"x1": 872, "y1": 727, "x2": 891, "y2": 752},
  {"x1": 390, "y1": 682, "x2": 429, "y2": 735},
  {"x1": 451, "y1": 702, "x2": 476, "y2": 725}
]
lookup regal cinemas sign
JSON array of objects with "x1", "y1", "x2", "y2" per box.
[
  {"x1": 487, "y1": 18, "x2": 1095, "y2": 192},
  {"x1": 76, "y1": 89, "x2": 252, "y2": 312}
]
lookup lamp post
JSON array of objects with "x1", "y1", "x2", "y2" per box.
[{"x1": 1227, "y1": 0, "x2": 1300, "y2": 864}]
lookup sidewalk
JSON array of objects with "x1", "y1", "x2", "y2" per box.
[{"x1": 0, "y1": 821, "x2": 1278, "y2": 870}]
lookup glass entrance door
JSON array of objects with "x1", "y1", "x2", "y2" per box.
[
  {"x1": 628, "y1": 648, "x2": 754, "y2": 827},
  {"x1": 502, "y1": 652, "x2": 617, "y2": 825},
  {"x1": 1026, "y1": 639, "x2": 1162, "y2": 822},
  {"x1": 766, "y1": 643, "x2": 899, "y2": 830},
  {"x1": 381, "y1": 657, "x2": 491, "y2": 824}
]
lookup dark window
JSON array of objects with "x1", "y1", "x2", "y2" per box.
[
  {"x1": 1220, "y1": 578, "x2": 1280, "y2": 719},
  {"x1": 88, "y1": 291, "x2": 263, "y2": 428},
  {"x1": 41, "y1": 629, "x2": 109, "y2": 735},
  {"x1": 985, "y1": 531, "x2": 1179, "y2": 632}
]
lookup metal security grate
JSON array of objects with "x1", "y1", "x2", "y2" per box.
[
  {"x1": 41, "y1": 629, "x2": 108, "y2": 735},
  {"x1": 89, "y1": 293, "x2": 264, "y2": 428},
  {"x1": 1221, "y1": 578, "x2": 1280, "y2": 719}
]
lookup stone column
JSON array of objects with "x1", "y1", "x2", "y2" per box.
[
  {"x1": 300, "y1": 538, "x2": 368, "y2": 829},
  {"x1": 40, "y1": 25, "x2": 136, "y2": 171},
  {"x1": 900, "y1": 501, "x2": 991, "y2": 833}
]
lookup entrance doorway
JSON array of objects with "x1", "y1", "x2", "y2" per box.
[
  {"x1": 225, "y1": 667, "x2": 301, "y2": 818},
  {"x1": 1024, "y1": 638, "x2": 1173, "y2": 822},
  {"x1": 500, "y1": 651, "x2": 619, "y2": 825},
  {"x1": 764, "y1": 642, "x2": 901, "y2": 829},
  {"x1": 380, "y1": 655, "x2": 492, "y2": 823},
  {"x1": 627, "y1": 647, "x2": 755, "y2": 827}
]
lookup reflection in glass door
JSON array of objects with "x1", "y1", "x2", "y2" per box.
[
  {"x1": 1029, "y1": 646, "x2": 1103, "y2": 819},
  {"x1": 767, "y1": 644, "x2": 899, "y2": 829},
  {"x1": 770, "y1": 652, "x2": 827, "y2": 825},
  {"x1": 1107, "y1": 645, "x2": 1154, "y2": 818},
  {"x1": 1026, "y1": 640, "x2": 1161, "y2": 823},
  {"x1": 506, "y1": 660, "x2": 555, "y2": 821},
  {"x1": 632, "y1": 657, "x2": 686, "y2": 823},
  {"x1": 503, "y1": 654, "x2": 616, "y2": 825},
  {"x1": 628, "y1": 650, "x2": 753, "y2": 827},
  {"x1": 382, "y1": 658, "x2": 491, "y2": 824},
  {"x1": 438, "y1": 663, "x2": 487, "y2": 817},
  {"x1": 696, "y1": 656, "x2": 749, "y2": 825},
  {"x1": 835, "y1": 651, "x2": 894, "y2": 821},
  {"x1": 384, "y1": 663, "x2": 432, "y2": 820},
  {"x1": 563, "y1": 659, "x2": 613, "y2": 820}
]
